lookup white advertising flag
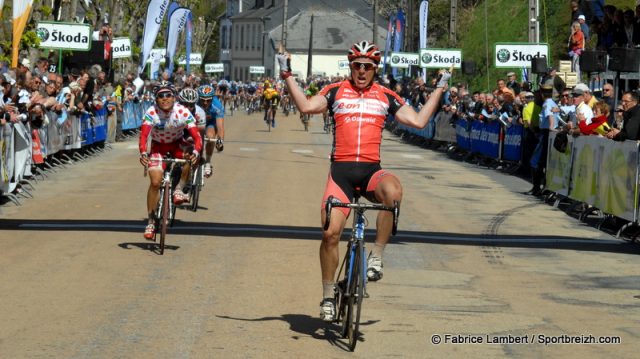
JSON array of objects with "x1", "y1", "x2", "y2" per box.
[
  {"x1": 138, "y1": 0, "x2": 171, "y2": 75},
  {"x1": 165, "y1": 7, "x2": 191, "y2": 75}
]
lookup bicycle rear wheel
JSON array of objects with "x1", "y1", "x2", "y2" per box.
[
  {"x1": 159, "y1": 181, "x2": 171, "y2": 255},
  {"x1": 345, "y1": 241, "x2": 364, "y2": 351}
]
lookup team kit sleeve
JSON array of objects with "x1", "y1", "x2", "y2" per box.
[
  {"x1": 384, "y1": 89, "x2": 406, "y2": 116},
  {"x1": 138, "y1": 107, "x2": 156, "y2": 154}
]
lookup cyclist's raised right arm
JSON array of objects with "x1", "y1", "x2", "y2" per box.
[
  {"x1": 284, "y1": 76, "x2": 327, "y2": 114},
  {"x1": 139, "y1": 110, "x2": 154, "y2": 154}
]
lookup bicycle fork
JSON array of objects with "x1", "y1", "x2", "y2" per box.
[{"x1": 346, "y1": 214, "x2": 369, "y2": 299}]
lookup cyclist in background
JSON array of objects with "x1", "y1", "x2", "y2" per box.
[
  {"x1": 277, "y1": 41, "x2": 449, "y2": 321},
  {"x1": 178, "y1": 86, "x2": 207, "y2": 141},
  {"x1": 262, "y1": 81, "x2": 280, "y2": 128},
  {"x1": 139, "y1": 83, "x2": 202, "y2": 240},
  {"x1": 198, "y1": 84, "x2": 225, "y2": 177}
]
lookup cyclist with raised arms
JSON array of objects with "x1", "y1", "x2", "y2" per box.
[
  {"x1": 277, "y1": 41, "x2": 450, "y2": 321},
  {"x1": 198, "y1": 84, "x2": 225, "y2": 177},
  {"x1": 139, "y1": 83, "x2": 202, "y2": 240}
]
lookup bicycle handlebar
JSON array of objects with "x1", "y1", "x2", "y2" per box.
[{"x1": 324, "y1": 195, "x2": 400, "y2": 235}]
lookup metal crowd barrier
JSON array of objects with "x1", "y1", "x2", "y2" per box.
[
  {"x1": 0, "y1": 100, "x2": 152, "y2": 205},
  {"x1": 545, "y1": 133, "x2": 640, "y2": 236}
]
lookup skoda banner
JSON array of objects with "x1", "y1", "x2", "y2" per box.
[
  {"x1": 250, "y1": 66, "x2": 265, "y2": 74},
  {"x1": 338, "y1": 60, "x2": 350, "y2": 70},
  {"x1": 36, "y1": 22, "x2": 91, "y2": 51},
  {"x1": 494, "y1": 43, "x2": 549, "y2": 68},
  {"x1": 111, "y1": 37, "x2": 132, "y2": 59},
  {"x1": 178, "y1": 53, "x2": 202, "y2": 65},
  {"x1": 389, "y1": 52, "x2": 419, "y2": 68},
  {"x1": 204, "y1": 63, "x2": 224, "y2": 73},
  {"x1": 419, "y1": 48, "x2": 462, "y2": 69},
  {"x1": 147, "y1": 48, "x2": 166, "y2": 64}
]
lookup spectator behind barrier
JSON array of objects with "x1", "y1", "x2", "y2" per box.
[{"x1": 606, "y1": 91, "x2": 640, "y2": 141}]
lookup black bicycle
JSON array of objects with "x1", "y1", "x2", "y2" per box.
[
  {"x1": 154, "y1": 156, "x2": 187, "y2": 255},
  {"x1": 324, "y1": 194, "x2": 399, "y2": 351}
]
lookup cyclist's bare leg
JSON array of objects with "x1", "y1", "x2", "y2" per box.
[
  {"x1": 147, "y1": 169, "x2": 163, "y2": 223},
  {"x1": 320, "y1": 208, "x2": 348, "y2": 284},
  {"x1": 205, "y1": 127, "x2": 216, "y2": 162},
  {"x1": 215, "y1": 118, "x2": 225, "y2": 141},
  {"x1": 373, "y1": 175, "x2": 403, "y2": 254}
]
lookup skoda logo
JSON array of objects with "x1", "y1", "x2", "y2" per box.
[
  {"x1": 36, "y1": 27, "x2": 49, "y2": 42},
  {"x1": 421, "y1": 53, "x2": 433, "y2": 64},
  {"x1": 391, "y1": 55, "x2": 400, "y2": 64},
  {"x1": 497, "y1": 49, "x2": 510, "y2": 63}
]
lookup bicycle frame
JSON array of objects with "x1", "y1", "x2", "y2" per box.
[{"x1": 324, "y1": 195, "x2": 399, "y2": 351}]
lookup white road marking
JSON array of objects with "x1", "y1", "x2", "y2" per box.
[
  {"x1": 292, "y1": 149, "x2": 314, "y2": 154},
  {"x1": 239, "y1": 147, "x2": 259, "y2": 152},
  {"x1": 127, "y1": 145, "x2": 138, "y2": 149},
  {"x1": 401, "y1": 154, "x2": 423, "y2": 160}
]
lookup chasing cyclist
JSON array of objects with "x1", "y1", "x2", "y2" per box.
[
  {"x1": 262, "y1": 81, "x2": 280, "y2": 128},
  {"x1": 198, "y1": 84, "x2": 225, "y2": 177},
  {"x1": 277, "y1": 41, "x2": 450, "y2": 321},
  {"x1": 139, "y1": 83, "x2": 202, "y2": 240}
]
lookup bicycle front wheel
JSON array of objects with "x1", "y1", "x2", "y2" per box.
[
  {"x1": 159, "y1": 181, "x2": 171, "y2": 255},
  {"x1": 190, "y1": 164, "x2": 202, "y2": 212},
  {"x1": 346, "y1": 242, "x2": 364, "y2": 351}
]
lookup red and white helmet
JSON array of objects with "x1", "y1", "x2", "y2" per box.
[{"x1": 348, "y1": 41, "x2": 381, "y2": 64}]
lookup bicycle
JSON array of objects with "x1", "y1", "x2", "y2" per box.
[
  {"x1": 264, "y1": 103, "x2": 276, "y2": 132},
  {"x1": 323, "y1": 194, "x2": 399, "y2": 351},
  {"x1": 152, "y1": 156, "x2": 187, "y2": 255},
  {"x1": 324, "y1": 113, "x2": 334, "y2": 134},
  {"x1": 301, "y1": 113, "x2": 310, "y2": 132}
]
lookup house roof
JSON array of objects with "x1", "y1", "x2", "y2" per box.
[{"x1": 270, "y1": 8, "x2": 387, "y2": 54}]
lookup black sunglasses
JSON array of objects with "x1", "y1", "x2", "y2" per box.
[
  {"x1": 156, "y1": 92, "x2": 174, "y2": 99},
  {"x1": 350, "y1": 62, "x2": 377, "y2": 71}
]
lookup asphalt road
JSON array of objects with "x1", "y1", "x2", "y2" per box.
[{"x1": 1, "y1": 109, "x2": 639, "y2": 358}]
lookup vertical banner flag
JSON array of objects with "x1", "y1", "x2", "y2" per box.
[
  {"x1": 382, "y1": 12, "x2": 396, "y2": 74},
  {"x1": 12, "y1": 0, "x2": 34, "y2": 68},
  {"x1": 166, "y1": 7, "x2": 190, "y2": 75},
  {"x1": 138, "y1": 0, "x2": 171, "y2": 76},
  {"x1": 419, "y1": 1, "x2": 429, "y2": 81},
  {"x1": 392, "y1": 9, "x2": 406, "y2": 78},
  {"x1": 185, "y1": 11, "x2": 193, "y2": 74}
]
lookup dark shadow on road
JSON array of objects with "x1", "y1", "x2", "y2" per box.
[
  {"x1": 215, "y1": 313, "x2": 378, "y2": 351},
  {"x1": 1, "y1": 219, "x2": 639, "y2": 255},
  {"x1": 118, "y1": 242, "x2": 180, "y2": 254}
]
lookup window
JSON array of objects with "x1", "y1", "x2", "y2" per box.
[
  {"x1": 221, "y1": 26, "x2": 227, "y2": 49},
  {"x1": 240, "y1": 25, "x2": 244, "y2": 50}
]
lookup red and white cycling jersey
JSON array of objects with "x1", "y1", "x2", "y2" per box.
[
  {"x1": 319, "y1": 80, "x2": 405, "y2": 162},
  {"x1": 139, "y1": 103, "x2": 202, "y2": 154}
]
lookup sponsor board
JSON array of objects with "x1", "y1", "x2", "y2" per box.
[
  {"x1": 338, "y1": 60, "x2": 350, "y2": 69},
  {"x1": 205, "y1": 63, "x2": 224, "y2": 73},
  {"x1": 419, "y1": 48, "x2": 462, "y2": 68},
  {"x1": 111, "y1": 37, "x2": 132, "y2": 59},
  {"x1": 494, "y1": 43, "x2": 549, "y2": 68},
  {"x1": 36, "y1": 22, "x2": 92, "y2": 51},
  {"x1": 389, "y1": 52, "x2": 419, "y2": 68},
  {"x1": 147, "y1": 48, "x2": 166, "y2": 64},
  {"x1": 250, "y1": 66, "x2": 265, "y2": 74},
  {"x1": 178, "y1": 53, "x2": 202, "y2": 65}
]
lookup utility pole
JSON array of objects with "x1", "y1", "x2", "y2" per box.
[
  {"x1": 450, "y1": 0, "x2": 457, "y2": 45},
  {"x1": 529, "y1": 0, "x2": 539, "y2": 43},
  {"x1": 281, "y1": 0, "x2": 288, "y2": 49},
  {"x1": 307, "y1": 14, "x2": 314, "y2": 78},
  {"x1": 372, "y1": 0, "x2": 377, "y2": 43}
]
